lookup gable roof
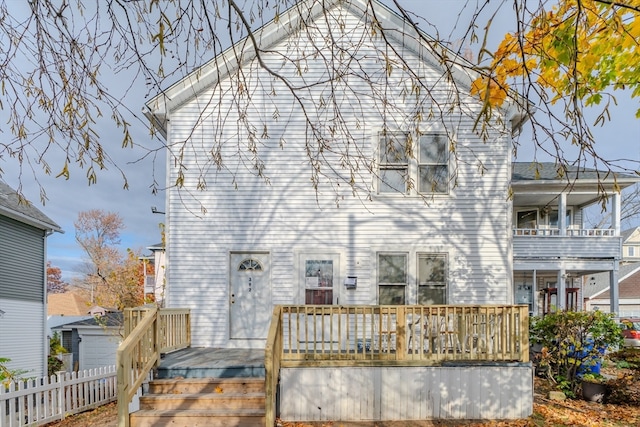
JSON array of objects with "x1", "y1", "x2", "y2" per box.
[
  {"x1": 621, "y1": 227, "x2": 640, "y2": 243},
  {"x1": 145, "y1": 0, "x2": 527, "y2": 137},
  {"x1": 0, "y1": 180, "x2": 61, "y2": 232},
  {"x1": 586, "y1": 262, "x2": 640, "y2": 300}
]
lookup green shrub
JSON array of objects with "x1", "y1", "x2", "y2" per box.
[
  {"x1": 47, "y1": 332, "x2": 68, "y2": 376},
  {"x1": 0, "y1": 357, "x2": 27, "y2": 386},
  {"x1": 530, "y1": 310, "x2": 622, "y2": 395}
]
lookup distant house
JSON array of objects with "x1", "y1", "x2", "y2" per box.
[
  {"x1": 47, "y1": 291, "x2": 91, "y2": 316},
  {"x1": 51, "y1": 311, "x2": 123, "y2": 371},
  {"x1": 511, "y1": 163, "x2": 638, "y2": 316},
  {"x1": 585, "y1": 262, "x2": 640, "y2": 317},
  {"x1": 0, "y1": 180, "x2": 61, "y2": 377},
  {"x1": 621, "y1": 227, "x2": 640, "y2": 264}
]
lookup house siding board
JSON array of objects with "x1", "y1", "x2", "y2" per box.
[
  {"x1": 165, "y1": 2, "x2": 512, "y2": 347},
  {"x1": 279, "y1": 365, "x2": 533, "y2": 421},
  {"x1": 0, "y1": 215, "x2": 45, "y2": 302},
  {"x1": 0, "y1": 298, "x2": 45, "y2": 377},
  {"x1": 513, "y1": 236, "x2": 619, "y2": 259}
]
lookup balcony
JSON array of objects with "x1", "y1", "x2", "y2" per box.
[{"x1": 513, "y1": 227, "x2": 621, "y2": 260}]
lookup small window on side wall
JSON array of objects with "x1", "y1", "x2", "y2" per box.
[{"x1": 378, "y1": 253, "x2": 407, "y2": 305}]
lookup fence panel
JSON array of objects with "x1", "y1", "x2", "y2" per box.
[{"x1": 0, "y1": 366, "x2": 116, "y2": 427}]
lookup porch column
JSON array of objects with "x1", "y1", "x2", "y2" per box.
[
  {"x1": 612, "y1": 192, "x2": 621, "y2": 235},
  {"x1": 532, "y1": 270, "x2": 538, "y2": 315},
  {"x1": 557, "y1": 269, "x2": 566, "y2": 310},
  {"x1": 610, "y1": 262, "x2": 620, "y2": 315},
  {"x1": 558, "y1": 193, "x2": 567, "y2": 236}
]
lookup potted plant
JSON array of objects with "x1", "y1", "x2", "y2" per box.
[{"x1": 581, "y1": 373, "x2": 608, "y2": 403}]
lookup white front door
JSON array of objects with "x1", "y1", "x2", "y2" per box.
[{"x1": 229, "y1": 252, "x2": 271, "y2": 339}]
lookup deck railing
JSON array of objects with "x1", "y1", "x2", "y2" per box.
[
  {"x1": 116, "y1": 306, "x2": 190, "y2": 427},
  {"x1": 264, "y1": 304, "x2": 529, "y2": 427}
]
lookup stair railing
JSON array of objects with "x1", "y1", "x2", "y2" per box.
[
  {"x1": 265, "y1": 306, "x2": 284, "y2": 427},
  {"x1": 116, "y1": 306, "x2": 191, "y2": 427}
]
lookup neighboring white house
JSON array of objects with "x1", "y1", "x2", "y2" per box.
[
  {"x1": 511, "y1": 163, "x2": 638, "y2": 316},
  {"x1": 140, "y1": 242, "x2": 166, "y2": 305},
  {"x1": 0, "y1": 180, "x2": 61, "y2": 377},
  {"x1": 146, "y1": 0, "x2": 528, "y2": 350}
]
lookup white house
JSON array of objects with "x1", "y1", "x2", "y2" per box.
[
  {"x1": 139, "y1": 0, "x2": 636, "y2": 423},
  {"x1": 511, "y1": 163, "x2": 638, "y2": 316},
  {"x1": 146, "y1": 0, "x2": 527, "y2": 351},
  {"x1": 0, "y1": 180, "x2": 61, "y2": 378}
]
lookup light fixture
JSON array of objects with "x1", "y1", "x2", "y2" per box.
[
  {"x1": 151, "y1": 206, "x2": 165, "y2": 214},
  {"x1": 0, "y1": 308, "x2": 5, "y2": 318}
]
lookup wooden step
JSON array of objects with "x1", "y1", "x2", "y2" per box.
[
  {"x1": 149, "y1": 377, "x2": 265, "y2": 394},
  {"x1": 130, "y1": 377, "x2": 266, "y2": 427},
  {"x1": 139, "y1": 391, "x2": 266, "y2": 410},
  {"x1": 129, "y1": 408, "x2": 265, "y2": 427}
]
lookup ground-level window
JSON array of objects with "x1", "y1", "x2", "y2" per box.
[
  {"x1": 417, "y1": 253, "x2": 447, "y2": 304},
  {"x1": 377, "y1": 253, "x2": 407, "y2": 305},
  {"x1": 629, "y1": 246, "x2": 636, "y2": 257},
  {"x1": 304, "y1": 259, "x2": 334, "y2": 304}
]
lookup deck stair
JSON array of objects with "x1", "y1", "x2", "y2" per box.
[
  {"x1": 129, "y1": 377, "x2": 266, "y2": 427},
  {"x1": 129, "y1": 348, "x2": 267, "y2": 427}
]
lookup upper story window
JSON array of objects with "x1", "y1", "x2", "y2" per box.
[
  {"x1": 378, "y1": 131, "x2": 449, "y2": 195},
  {"x1": 418, "y1": 134, "x2": 449, "y2": 194},
  {"x1": 379, "y1": 132, "x2": 410, "y2": 194},
  {"x1": 516, "y1": 210, "x2": 537, "y2": 229},
  {"x1": 548, "y1": 209, "x2": 572, "y2": 228}
]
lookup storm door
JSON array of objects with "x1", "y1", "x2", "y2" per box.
[{"x1": 229, "y1": 252, "x2": 271, "y2": 339}]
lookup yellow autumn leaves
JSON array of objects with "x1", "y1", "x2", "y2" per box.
[{"x1": 471, "y1": 0, "x2": 640, "y2": 117}]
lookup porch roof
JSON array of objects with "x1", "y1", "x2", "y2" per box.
[{"x1": 511, "y1": 162, "x2": 639, "y2": 208}]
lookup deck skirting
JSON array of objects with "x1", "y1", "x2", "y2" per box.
[{"x1": 279, "y1": 363, "x2": 533, "y2": 421}]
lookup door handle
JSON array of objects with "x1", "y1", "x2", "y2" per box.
[{"x1": 231, "y1": 293, "x2": 235, "y2": 304}]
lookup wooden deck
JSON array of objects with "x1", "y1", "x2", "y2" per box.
[{"x1": 156, "y1": 347, "x2": 265, "y2": 379}]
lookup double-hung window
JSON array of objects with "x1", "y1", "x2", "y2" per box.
[
  {"x1": 378, "y1": 132, "x2": 410, "y2": 194},
  {"x1": 378, "y1": 131, "x2": 449, "y2": 195},
  {"x1": 418, "y1": 134, "x2": 449, "y2": 194},
  {"x1": 417, "y1": 253, "x2": 447, "y2": 304},
  {"x1": 377, "y1": 253, "x2": 407, "y2": 305}
]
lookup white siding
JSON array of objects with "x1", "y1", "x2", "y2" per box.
[
  {"x1": 79, "y1": 333, "x2": 120, "y2": 371},
  {"x1": 0, "y1": 298, "x2": 45, "y2": 377},
  {"x1": 280, "y1": 365, "x2": 533, "y2": 421},
  {"x1": 165, "y1": 2, "x2": 514, "y2": 347}
]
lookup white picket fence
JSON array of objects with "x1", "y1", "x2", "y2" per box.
[{"x1": 1, "y1": 366, "x2": 117, "y2": 427}]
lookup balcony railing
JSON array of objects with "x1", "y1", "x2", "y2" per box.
[{"x1": 513, "y1": 228, "x2": 615, "y2": 237}]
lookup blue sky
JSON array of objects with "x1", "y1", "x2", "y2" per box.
[{"x1": 1, "y1": 0, "x2": 638, "y2": 282}]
